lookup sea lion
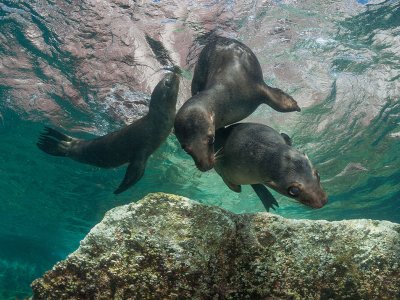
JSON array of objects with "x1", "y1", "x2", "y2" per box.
[
  {"x1": 37, "y1": 71, "x2": 180, "y2": 194},
  {"x1": 214, "y1": 123, "x2": 328, "y2": 209},
  {"x1": 174, "y1": 36, "x2": 300, "y2": 172}
]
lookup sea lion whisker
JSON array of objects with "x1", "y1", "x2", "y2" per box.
[
  {"x1": 215, "y1": 152, "x2": 224, "y2": 158},
  {"x1": 214, "y1": 147, "x2": 225, "y2": 162},
  {"x1": 214, "y1": 147, "x2": 224, "y2": 157},
  {"x1": 214, "y1": 155, "x2": 225, "y2": 162},
  {"x1": 162, "y1": 65, "x2": 182, "y2": 75}
]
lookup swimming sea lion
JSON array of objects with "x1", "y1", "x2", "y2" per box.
[
  {"x1": 174, "y1": 36, "x2": 300, "y2": 172},
  {"x1": 37, "y1": 71, "x2": 180, "y2": 194},
  {"x1": 214, "y1": 123, "x2": 328, "y2": 209}
]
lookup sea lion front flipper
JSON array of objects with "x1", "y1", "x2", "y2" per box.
[
  {"x1": 259, "y1": 84, "x2": 301, "y2": 113},
  {"x1": 114, "y1": 161, "x2": 145, "y2": 194},
  {"x1": 222, "y1": 178, "x2": 241, "y2": 193},
  {"x1": 280, "y1": 133, "x2": 292, "y2": 146},
  {"x1": 251, "y1": 184, "x2": 279, "y2": 212}
]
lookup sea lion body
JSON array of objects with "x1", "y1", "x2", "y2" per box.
[
  {"x1": 174, "y1": 37, "x2": 300, "y2": 171},
  {"x1": 214, "y1": 123, "x2": 328, "y2": 208},
  {"x1": 38, "y1": 72, "x2": 180, "y2": 194}
]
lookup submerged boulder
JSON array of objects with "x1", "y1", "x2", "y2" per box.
[{"x1": 31, "y1": 193, "x2": 400, "y2": 299}]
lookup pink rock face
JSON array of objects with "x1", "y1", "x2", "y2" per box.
[
  {"x1": 0, "y1": 0, "x2": 395, "y2": 133},
  {"x1": 0, "y1": 0, "x2": 237, "y2": 130}
]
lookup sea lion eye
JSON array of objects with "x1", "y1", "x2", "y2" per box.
[
  {"x1": 208, "y1": 135, "x2": 215, "y2": 145},
  {"x1": 288, "y1": 186, "x2": 300, "y2": 197}
]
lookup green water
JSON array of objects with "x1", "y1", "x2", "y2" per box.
[{"x1": 0, "y1": 0, "x2": 399, "y2": 298}]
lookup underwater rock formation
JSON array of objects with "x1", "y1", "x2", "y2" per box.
[
  {"x1": 31, "y1": 193, "x2": 400, "y2": 299},
  {"x1": 4, "y1": 0, "x2": 395, "y2": 130},
  {"x1": 0, "y1": 0, "x2": 236, "y2": 127}
]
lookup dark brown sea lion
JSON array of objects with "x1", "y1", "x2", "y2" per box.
[
  {"x1": 214, "y1": 123, "x2": 328, "y2": 209},
  {"x1": 37, "y1": 72, "x2": 180, "y2": 194},
  {"x1": 174, "y1": 37, "x2": 300, "y2": 172}
]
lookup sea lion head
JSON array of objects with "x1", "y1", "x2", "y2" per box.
[
  {"x1": 174, "y1": 105, "x2": 215, "y2": 172},
  {"x1": 264, "y1": 149, "x2": 328, "y2": 208},
  {"x1": 150, "y1": 71, "x2": 180, "y2": 107}
]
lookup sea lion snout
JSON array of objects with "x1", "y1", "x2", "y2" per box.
[
  {"x1": 297, "y1": 183, "x2": 328, "y2": 209},
  {"x1": 163, "y1": 73, "x2": 178, "y2": 87},
  {"x1": 196, "y1": 160, "x2": 214, "y2": 172},
  {"x1": 174, "y1": 106, "x2": 216, "y2": 172},
  {"x1": 305, "y1": 191, "x2": 328, "y2": 209},
  {"x1": 183, "y1": 145, "x2": 214, "y2": 172}
]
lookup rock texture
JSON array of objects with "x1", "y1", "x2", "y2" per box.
[
  {"x1": 3, "y1": 0, "x2": 396, "y2": 131},
  {"x1": 31, "y1": 193, "x2": 400, "y2": 299},
  {"x1": 0, "y1": 0, "x2": 237, "y2": 128}
]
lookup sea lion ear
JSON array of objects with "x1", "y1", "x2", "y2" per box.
[{"x1": 280, "y1": 133, "x2": 292, "y2": 146}]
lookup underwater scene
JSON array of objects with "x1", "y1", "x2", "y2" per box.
[{"x1": 0, "y1": 0, "x2": 399, "y2": 298}]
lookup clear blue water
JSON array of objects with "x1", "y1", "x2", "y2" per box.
[{"x1": 0, "y1": 0, "x2": 399, "y2": 298}]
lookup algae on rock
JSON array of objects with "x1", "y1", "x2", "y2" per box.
[{"x1": 31, "y1": 193, "x2": 400, "y2": 299}]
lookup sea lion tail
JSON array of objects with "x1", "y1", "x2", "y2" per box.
[{"x1": 37, "y1": 127, "x2": 73, "y2": 157}]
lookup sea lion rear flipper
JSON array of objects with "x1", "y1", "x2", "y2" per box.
[
  {"x1": 280, "y1": 133, "x2": 292, "y2": 146},
  {"x1": 37, "y1": 127, "x2": 73, "y2": 156},
  {"x1": 191, "y1": 46, "x2": 210, "y2": 95},
  {"x1": 222, "y1": 178, "x2": 241, "y2": 193},
  {"x1": 114, "y1": 161, "x2": 145, "y2": 194},
  {"x1": 259, "y1": 84, "x2": 301, "y2": 113},
  {"x1": 251, "y1": 184, "x2": 279, "y2": 212}
]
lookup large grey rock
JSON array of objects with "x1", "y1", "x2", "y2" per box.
[{"x1": 31, "y1": 193, "x2": 400, "y2": 299}]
